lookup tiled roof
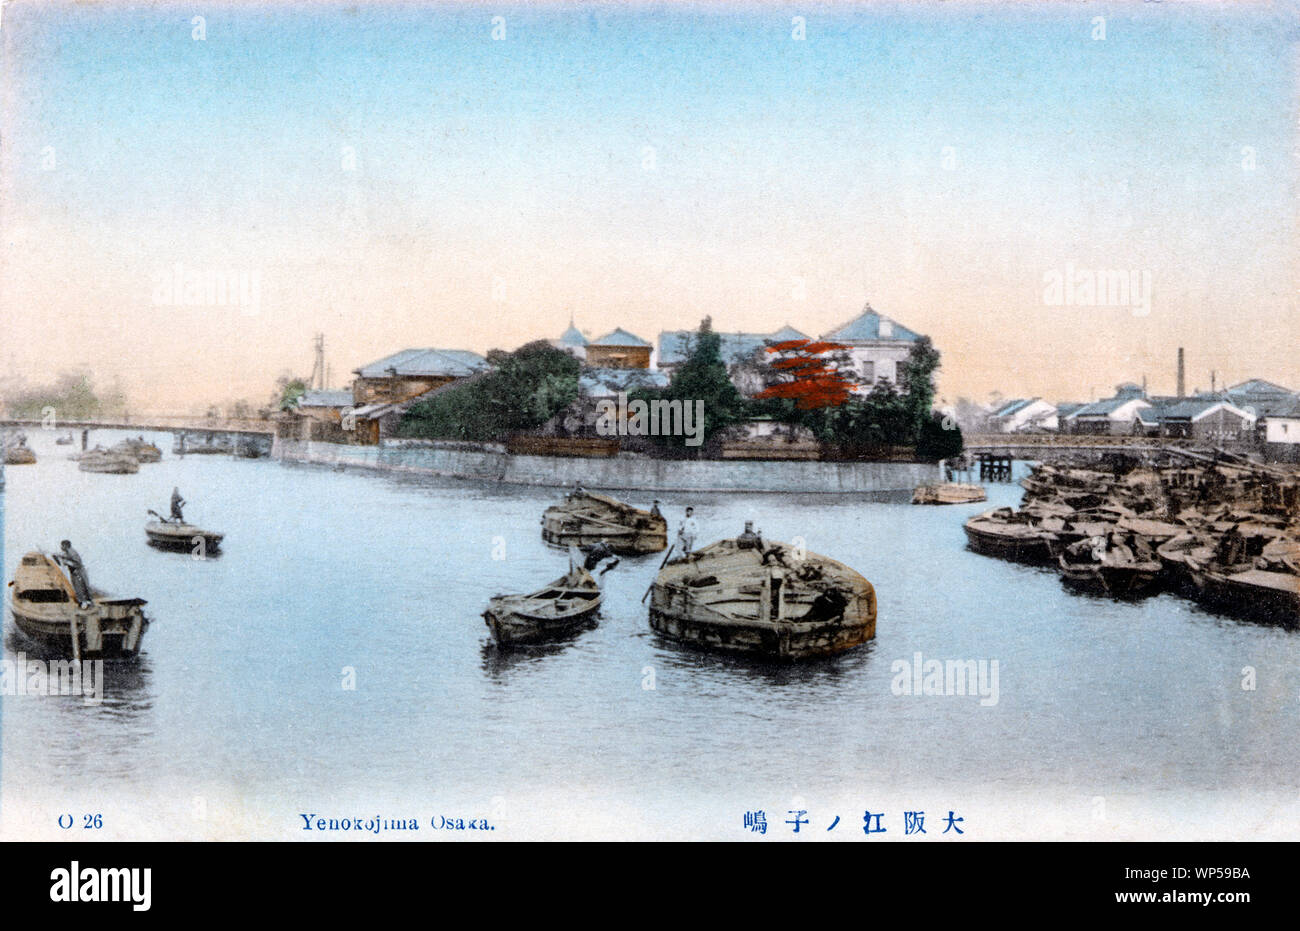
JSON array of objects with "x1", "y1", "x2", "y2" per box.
[
  {"x1": 1160, "y1": 399, "x2": 1254, "y2": 421},
  {"x1": 578, "y1": 368, "x2": 670, "y2": 397},
  {"x1": 590, "y1": 328, "x2": 651, "y2": 348},
  {"x1": 1069, "y1": 397, "x2": 1149, "y2": 418},
  {"x1": 296, "y1": 389, "x2": 353, "y2": 408},
  {"x1": 354, "y1": 348, "x2": 488, "y2": 379},
  {"x1": 657, "y1": 326, "x2": 810, "y2": 367},
  {"x1": 992, "y1": 398, "x2": 1038, "y2": 417},
  {"x1": 822, "y1": 304, "x2": 922, "y2": 343},
  {"x1": 557, "y1": 324, "x2": 588, "y2": 347}
]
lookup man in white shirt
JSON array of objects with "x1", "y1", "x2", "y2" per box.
[{"x1": 677, "y1": 507, "x2": 699, "y2": 555}]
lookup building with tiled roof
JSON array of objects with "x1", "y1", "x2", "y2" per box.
[
  {"x1": 351, "y1": 347, "x2": 489, "y2": 408},
  {"x1": 819, "y1": 303, "x2": 926, "y2": 392},
  {"x1": 585, "y1": 328, "x2": 652, "y2": 369}
]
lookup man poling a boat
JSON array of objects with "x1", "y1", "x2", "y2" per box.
[
  {"x1": 56, "y1": 540, "x2": 93, "y2": 608},
  {"x1": 170, "y1": 487, "x2": 186, "y2": 522}
]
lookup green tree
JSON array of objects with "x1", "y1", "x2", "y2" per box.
[
  {"x1": 916, "y1": 411, "x2": 964, "y2": 461},
  {"x1": 630, "y1": 316, "x2": 747, "y2": 451},
  {"x1": 900, "y1": 335, "x2": 941, "y2": 444},
  {"x1": 275, "y1": 375, "x2": 309, "y2": 411},
  {"x1": 399, "y1": 341, "x2": 579, "y2": 441}
]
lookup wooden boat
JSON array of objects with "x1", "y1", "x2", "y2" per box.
[
  {"x1": 1057, "y1": 533, "x2": 1162, "y2": 598},
  {"x1": 4, "y1": 445, "x2": 36, "y2": 465},
  {"x1": 1187, "y1": 564, "x2": 1299, "y2": 626},
  {"x1": 6, "y1": 551, "x2": 150, "y2": 658},
  {"x1": 76, "y1": 447, "x2": 139, "y2": 474},
  {"x1": 483, "y1": 566, "x2": 602, "y2": 646},
  {"x1": 111, "y1": 437, "x2": 162, "y2": 463},
  {"x1": 911, "y1": 482, "x2": 986, "y2": 505},
  {"x1": 54, "y1": 433, "x2": 74, "y2": 445},
  {"x1": 1156, "y1": 532, "x2": 1214, "y2": 596},
  {"x1": 144, "y1": 515, "x2": 224, "y2": 554},
  {"x1": 540, "y1": 490, "x2": 667, "y2": 554},
  {"x1": 647, "y1": 534, "x2": 876, "y2": 660},
  {"x1": 962, "y1": 508, "x2": 1054, "y2": 564}
]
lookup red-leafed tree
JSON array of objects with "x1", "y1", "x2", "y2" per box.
[{"x1": 753, "y1": 339, "x2": 856, "y2": 410}]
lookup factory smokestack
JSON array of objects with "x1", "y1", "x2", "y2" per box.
[{"x1": 1176, "y1": 348, "x2": 1185, "y2": 399}]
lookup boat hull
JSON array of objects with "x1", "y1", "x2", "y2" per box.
[
  {"x1": 483, "y1": 569, "x2": 602, "y2": 646},
  {"x1": 963, "y1": 525, "x2": 1052, "y2": 564},
  {"x1": 648, "y1": 605, "x2": 873, "y2": 660},
  {"x1": 1189, "y1": 569, "x2": 1300, "y2": 627},
  {"x1": 540, "y1": 518, "x2": 667, "y2": 554},
  {"x1": 11, "y1": 607, "x2": 148, "y2": 658},
  {"x1": 145, "y1": 522, "x2": 224, "y2": 553},
  {"x1": 648, "y1": 539, "x2": 876, "y2": 661},
  {"x1": 483, "y1": 600, "x2": 600, "y2": 645},
  {"x1": 540, "y1": 492, "x2": 668, "y2": 555}
]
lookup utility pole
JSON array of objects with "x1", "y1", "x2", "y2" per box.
[{"x1": 308, "y1": 334, "x2": 326, "y2": 390}]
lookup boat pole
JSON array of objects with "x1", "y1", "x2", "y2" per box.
[
  {"x1": 641, "y1": 544, "x2": 676, "y2": 604},
  {"x1": 70, "y1": 611, "x2": 81, "y2": 664}
]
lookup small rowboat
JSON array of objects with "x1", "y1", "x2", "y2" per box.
[
  {"x1": 145, "y1": 513, "x2": 224, "y2": 554},
  {"x1": 7, "y1": 551, "x2": 150, "y2": 658},
  {"x1": 912, "y1": 482, "x2": 986, "y2": 505},
  {"x1": 483, "y1": 566, "x2": 602, "y2": 646}
]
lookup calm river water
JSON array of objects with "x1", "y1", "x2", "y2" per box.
[{"x1": 2, "y1": 428, "x2": 1298, "y2": 840}]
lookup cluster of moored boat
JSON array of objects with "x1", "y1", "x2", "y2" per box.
[
  {"x1": 487, "y1": 489, "x2": 877, "y2": 660},
  {"x1": 963, "y1": 457, "x2": 1300, "y2": 623},
  {"x1": 70, "y1": 437, "x2": 163, "y2": 474}
]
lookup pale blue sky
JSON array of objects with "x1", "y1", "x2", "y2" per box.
[{"x1": 2, "y1": 1, "x2": 1296, "y2": 408}]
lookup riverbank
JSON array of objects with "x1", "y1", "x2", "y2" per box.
[{"x1": 271, "y1": 437, "x2": 942, "y2": 493}]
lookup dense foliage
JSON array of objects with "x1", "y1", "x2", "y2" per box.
[
  {"x1": 398, "y1": 341, "x2": 579, "y2": 441},
  {"x1": 629, "y1": 317, "x2": 747, "y2": 451},
  {"x1": 752, "y1": 333, "x2": 960, "y2": 460}
]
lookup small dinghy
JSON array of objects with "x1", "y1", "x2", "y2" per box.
[
  {"x1": 7, "y1": 551, "x2": 150, "y2": 658},
  {"x1": 911, "y1": 482, "x2": 986, "y2": 505},
  {"x1": 54, "y1": 433, "x2": 74, "y2": 445},
  {"x1": 145, "y1": 511, "x2": 224, "y2": 553},
  {"x1": 483, "y1": 561, "x2": 603, "y2": 646}
]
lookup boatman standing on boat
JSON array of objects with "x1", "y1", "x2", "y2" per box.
[
  {"x1": 170, "y1": 487, "x2": 186, "y2": 522},
  {"x1": 58, "y1": 540, "x2": 93, "y2": 608},
  {"x1": 677, "y1": 507, "x2": 699, "y2": 555}
]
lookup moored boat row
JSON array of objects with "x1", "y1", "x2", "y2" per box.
[{"x1": 964, "y1": 457, "x2": 1300, "y2": 624}]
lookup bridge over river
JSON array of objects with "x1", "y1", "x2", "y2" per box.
[{"x1": 1, "y1": 415, "x2": 274, "y2": 458}]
